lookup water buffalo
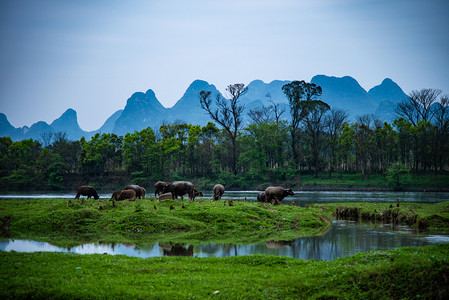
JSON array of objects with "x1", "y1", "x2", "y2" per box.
[
  {"x1": 154, "y1": 181, "x2": 170, "y2": 197},
  {"x1": 125, "y1": 184, "x2": 144, "y2": 199},
  {"x1": 213, "y1": 184, "x2": 225, "y2": 200},
  {"x1": 110, "y1": 189, "x2": 136, "y2": 206},
  {"x1": 110, "y1": 189, "x2": 137, "y2": 201},
  {"x1": 75, "y1": 186, "x2": 99, "y2": 200},
  {"x1": 264, "y1": 186, "x2": 295, "y2": 205},
  {"x1": 162, "y1": 181, "x2": 195, "y2": 201},
  {"x1": 192, "y1": 188, "x2": 203, "y2": 201},
  {"x1": 257, "y1": 191, "x2": 266, "y2": 203}
]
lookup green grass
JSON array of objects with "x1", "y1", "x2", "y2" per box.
[
  {"x1": 0, "y1": 198, "x2": 331, "y2": 247},
  {"x1": 1, "y1": 243, "x2": 448, "y2": 299},
  {"x1": 313, "y1": 202, "x2": 449, "y2": 230}
]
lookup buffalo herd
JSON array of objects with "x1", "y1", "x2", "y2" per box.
[{"x1": 73, "y1": 181, "x2": 296, "y2": 205}]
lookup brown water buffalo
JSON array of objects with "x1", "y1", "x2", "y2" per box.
[
  {"x1": 110, "y1": 189, "x2": 137, "y2": 201},
  {"x1": 110, "y1": 189, "x2": 136, "y2": 206},
  {"x1": 75, "y1": 186, "x2": 99, "y2": 200},
  {"x1": 257, "y1": 191, "x2": 266, "y2": 203},
  {"x1": 162, "y1": 181, "x2": 195, "y2": 201},
  {"x1": 213, "y1": 184, "x2": 225, "y2": 200},
  {"x1": 125, "y1": 184, "x2": 144, "y2": 199},
  {"x1": 154, "y1": 181, "x2": 170, "y2": 197},
  {"x1": 264, "y1": 186, "x2": 295, "y2": 205}
]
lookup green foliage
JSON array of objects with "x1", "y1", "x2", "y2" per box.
[
  {"x1": 1, "y1": 96, "x2": 448, "y2": 190},
  {"x1": 385, "y1": 162, "x2": 411, "y2": 188}
]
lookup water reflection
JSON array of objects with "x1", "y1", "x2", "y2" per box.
[{"x1": 2, "y1": 221, "x2": 448, "y2": 261}]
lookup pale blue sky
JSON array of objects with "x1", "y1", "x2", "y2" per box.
[{"x1": 1, "y1": 0, "x2": 448, "y2": 131}]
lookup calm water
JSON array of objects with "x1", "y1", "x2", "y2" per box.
[
  {"x1": 1, "y1": 221, "x2": 448, "y2": 261},
  {"x1": 1, "y1": 190, "x2": 449, "y2": 206}
]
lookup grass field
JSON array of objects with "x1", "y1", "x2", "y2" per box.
[{"x1": 1, "y1": 244, "x2": 448, "y2": 299}]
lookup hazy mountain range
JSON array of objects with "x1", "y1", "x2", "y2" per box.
[{"x1": 0, "y1": 75, "x2": 408, "y2": 141}]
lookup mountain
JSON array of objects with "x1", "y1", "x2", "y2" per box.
[
  {"x1": 112, "y1": 89, "x2": 166, "y2": 136},
  {"x1": 311, "y1": 75, "x2": 377, "y2": 120},
  {"x1": 0, "y1": 113, "x2": 22, "y2": 140},
  {"x1": 49, "y1": 108, "x2": 86, "y2": 140},
  {"x1": 369, "y1": 78, "x2": 408, "y2": 123},
  {"x1": 0, "y1": 75, "x2": 410, "y2": 142},
  {"x1": 168, "y1": 80, "x2": 222, "y2": 126},
  {"x1": 239, "y1": 79, "x2": 291, "y2": 107},
  {"x1": 96, "y1": 109, "x2": 123, "y2": 134}
]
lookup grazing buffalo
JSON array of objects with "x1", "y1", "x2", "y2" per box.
[
  {"x1": 154, "y1": 181, "x2": 170, "y2": 197},
  {"x1": 192, "y1": 188, "x2": 203, "y2": 201},
  {"x1": 264, "y1": 186, "x2": 295, "y2": 205},
  {"x1": 75, "y1": 186, "x2": 99, "y2": 200},
  {"x1": 162, "y1": 181, "x2": 195, "y2": 201},
  {"x1": 110, "y1": 189, "x2": 137, "y2": 201},
  {"x1": 257, "y1": 191, "x2": 266, "y2": 203},
  {"x1": 213, "y1": 184, "x2": 225, "y2": 200},
  {"x1": 140, "y1": 187, "x2": 146, "y2": 199},
  {"x1": 125, "y1": 184, "x2": 145, "y2": 199},
  {"x1": 110, "y1": 189, "x2": 136, "y2": 206}
]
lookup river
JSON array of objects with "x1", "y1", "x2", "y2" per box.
[
  {"x1": 1, "y1": 220, "x2": 448, "y2": 260},
  {"x1": 1, "y1": 190, "x2": 449, "y2": 206},
  {"x1": 1, "y1": 191, "x2": 448, "y2": 260}
]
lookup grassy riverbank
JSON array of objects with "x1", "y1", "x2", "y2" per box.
[
  {"x1": 0, "y1": 198, "x2": 330, "y2": 247},
  {"x1": 312, "y1": 202, "x2": 449, "y2": 230},
  {"x1": 1, "y1": 244, "x2": 448, "y2": 299}
]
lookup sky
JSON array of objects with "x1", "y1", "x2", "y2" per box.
[{"x1": 1, "y1": 0, "x2": 448, "y2": 132}]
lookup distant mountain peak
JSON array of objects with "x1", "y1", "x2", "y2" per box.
[{"x1": 145, "y1": 89, "x2": 156, "y2": 98}]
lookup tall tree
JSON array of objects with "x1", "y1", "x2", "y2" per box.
[
  {"x1": 282, "y1": 80, "x2": 324, "y2": 169},
  {"x1": 199, "y1": 83, "x2": 247, "y2": 174},
  {"x1": 324, "y1": 109, "x2": 349, "y2": 178}
]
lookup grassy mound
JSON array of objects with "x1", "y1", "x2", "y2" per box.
[
  {"x1": 0, "y1": 198, "x2": 331, "y2": 246},
  {"x1": 313, "y1": 202, "x2": 449, "y2": 230}
]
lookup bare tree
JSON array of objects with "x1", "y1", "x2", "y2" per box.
[
  {"x1": 247, "y1": 93, "x2": 286, "y2": 125},
  {"x1": 266, "y1": 93, "x2": 286, "y2": 125},
  {"x1": 248, "y1": 106, "x2": 274, "y2": 124},
  {"x1": 199, "y1": 83, "x2": 247, "y2": 174},
  {"x1": 40, "y1": 132, "x2": 54, "y2": 148},
  {"x1": 395, "y1": 88, "x2": 442, "y2": 125}
]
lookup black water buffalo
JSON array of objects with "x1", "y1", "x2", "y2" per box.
[
  {"x1": 75, "y1": 186, "x2": 99, "y2": 200},
  {"x1": 257, "y1": 191, "x2": 266, "y2": 203},
  {"x1": 213, "y1": 184, "x2": 225, "y2": 200},
  {"x1": 162, "y1": 181, "x2": 195, "y2": 201},
  {"x1": 264, "y1": 186, "x2": 294, "y2": 205},
  {"x1": 154, "y1": 181, "x2": 170, "y2": 197},
  {"x1": 125, "y1": 184, "x2": 145, "y2": 199},
  {"x1": 192, "y1": 188, "x2": 203, "y2": 201}
]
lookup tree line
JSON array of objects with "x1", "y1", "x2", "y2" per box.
[{"x1": 1, "y1": 81, "x2": 448, "y2": 191}]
